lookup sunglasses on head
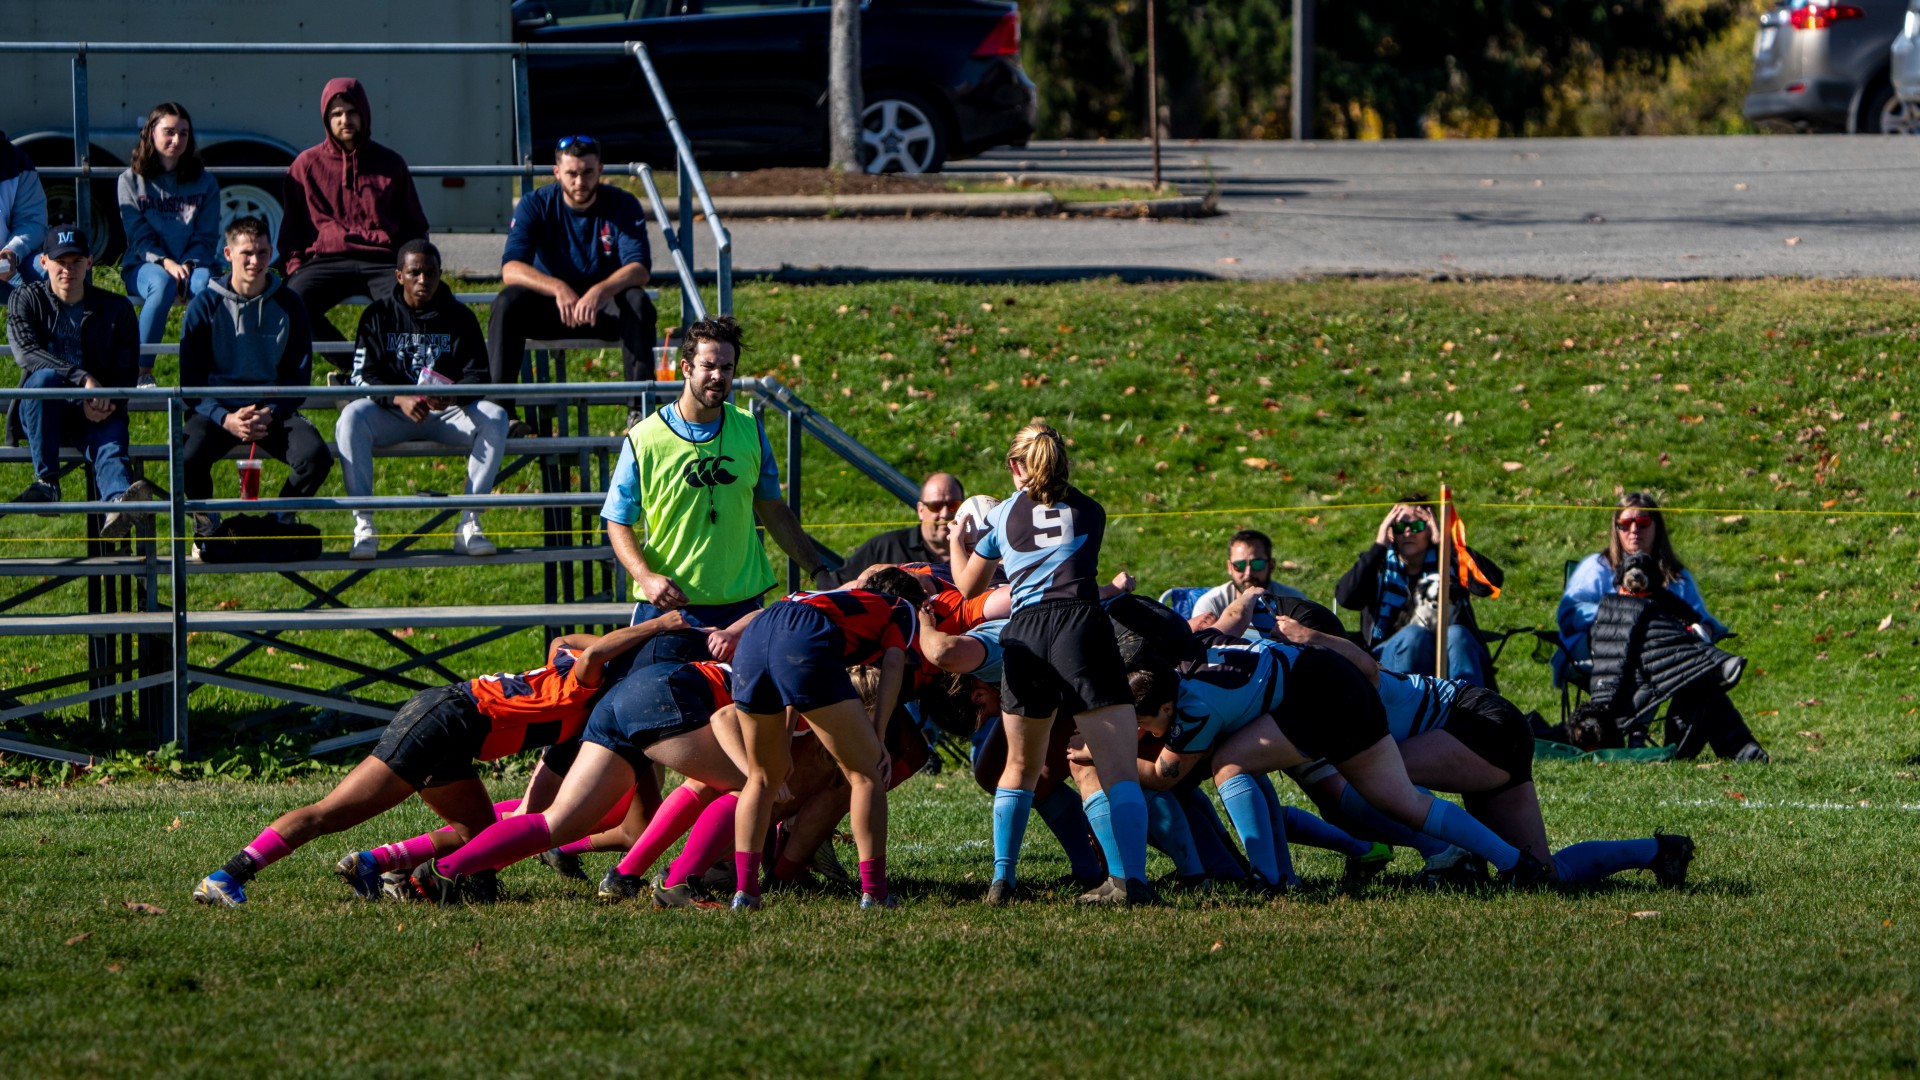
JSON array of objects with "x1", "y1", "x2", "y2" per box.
[
  {"x1": 1391, "y1": 520, "x2": 1427, "y2": 535},
  {"x1": 921, "y1": 499, "x2": 963, "y2": 514},
  {"x1": 1231, "y1": 558, "x2": 1270, "y2": 572},
  {"x1": 1616, "y1": 515, "x2": 1655, "y2": 531},
  {"x1": 556, "y1": 134, "x2": 599, "y2": 151}
]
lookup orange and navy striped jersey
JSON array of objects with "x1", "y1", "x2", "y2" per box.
[
  {"x1": 463, "y1": 645, "x2": 601, "y2": 761},
  {"x1": 688, "y1": 660, "x2": 733, "y2": 709},
  {"x1": 788, "y1": 589, "x2": 917, "y2": 665},
  {"x1": 897, "y1": 562, "x2": 994, "y2": 634}
]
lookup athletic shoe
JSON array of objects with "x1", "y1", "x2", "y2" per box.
[
  {"x1": 507, "y1": 419, "x2": 536, "y2": 439},
  {"x1": 192, "y1": 870, "x2": 247, "y2": 907},
  {"x1": 334, "y1": 850, "x2": 383, "y2": 900},
  {"x1": 1733, "y1": 742, "x2": 1772, "y2": 764},
  {"x1": 136, "y1": 370, "x2": 159, "y2": 389},
  {"x1": 1651, "y1": 832, "x2": 1696, "y2": 888},
  {"x1": 466, "y1": 868, "x2": 502, "y2": 904},
  {"x1": 1345, "y1": 841, "x2": 1395, "y2": 885},
  {"x1": 409, "y1": 857, "x2": 461, "y2": 906},
  {"x1": 540, "y1": 847, "x2": 588, "y2": 881},
  {"x1": 380, "y1": 871, "x2": 419, "y2": 902},
  {"x1": 99, "y1": 506, "x2": 134, "y2": 541},
  {"x1": 858, "y1": 891, "x2": 899, "y2": 910},
  {"x1": 1415, "y1": 845, "x2": 1486, "y2": 889},
  {"x1": 453, "y1": 518, "x2": 497, "y2": 557},
  {"x1": 1077, "y1": 875, "x2": 1164, "y2": 907},
  {"x1": 809, "y1": 839, "x2": 852, "y2": 886},
  {"x1": 1125, "y1": 877, "x2": 1168, "y2": 906},
  {"x1": 16, "y1": 480, "x2": 58, "y2": 516},
  {"x1": 597, "y1": 867, "x2": 649, "y2": 903},
  {"x1": 1498, "y1": 851, "x2": 1552, "y2": 889},
  {"x1": 651, "y1": 880, "x2": 725, "y2": 910},
  {"x1": 122, "y1": 479, "x2": 167, "y2": 503},
  {"x1": 729, "y1": 890, "x2": 762, "y2": 911},
  {"x1": 1157, "y1": 872, "x2": 1215, "y2": 895},
  {"x1": 983, "y1": 878, "x2": 1017, "y2": 906},
  {"x1": 349, "y1": 518, "x2": 378, "y2": 561}
]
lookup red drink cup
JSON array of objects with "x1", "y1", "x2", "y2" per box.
[{"x1": 237, "y1": 458, "x2": 262, "y2": 501}]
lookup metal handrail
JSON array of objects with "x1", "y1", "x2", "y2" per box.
[{"x1": 3, "y1": 38, "x2": 732, "y2": 319}]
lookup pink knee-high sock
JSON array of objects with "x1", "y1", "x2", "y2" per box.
[
  {"x1": 430, "y1": 799, "x2": 520, "y2": 835},
  {"x1": 665, "y1": 794, "x2": 737, "y2": 888},
  {"x1": 859, "y1": 857, "x2": 887, "y2": 900},
  {"x1": 242, "y1": 827, "x2": 294, "y2": 869},
  {"x1": 438, "y1": 814, "x2": 551, "y2": 876},
  {"x1": 735, "y1": 852, "x2": 763, "y2": 897},
  {"x1": 369, "y1": 834, "x2": 440, "y2": 873},
  {"x1": 556, "y1": 835, "x2": 598, "y2": 857},
  {"x1": 615, "y1": 785, "x2": 713, "y2": 878}
]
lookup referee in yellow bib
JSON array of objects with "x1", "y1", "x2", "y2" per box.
[{"x1": 601, "y1": 315, "x2": 827, "y2": 667}]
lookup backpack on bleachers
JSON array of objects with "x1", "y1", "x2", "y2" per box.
[{"x1": 198, "y1": 513, "x2": 322, "y2": 563}]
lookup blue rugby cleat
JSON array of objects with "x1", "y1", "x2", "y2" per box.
[
  {"x1": 193, "y1": 870, "x2": 247, "y2": 907},
  {"x1": 334, "y1": 851, "x2": 383, "y2": 900},
  {"x1": 729, "y1": 890, "x2": 763, "y2": 911}
]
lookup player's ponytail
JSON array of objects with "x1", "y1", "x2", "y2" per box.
[{"x1": 1008, "y1": 423, "x2": 1070, "y2": 507}]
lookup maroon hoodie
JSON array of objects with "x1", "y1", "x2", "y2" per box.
[{"x1": 279, "y1": 77, "x2": 429, "y2": 273}]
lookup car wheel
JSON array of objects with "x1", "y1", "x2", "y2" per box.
[
  {"x1": 860, "y1": 92, "x2": 947, "y2": 174},
  {"x1": 1874, "y1": 87, "x2": 1920, "y2": 134},
  {"x1": 218, "y1": 184, "x2": 285, "y2": 254},
  {"x1": 41, "y1": 180, "x2": 123, "y2": 263}
]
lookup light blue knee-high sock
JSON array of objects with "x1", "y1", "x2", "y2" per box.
[
  {"x1": 1419, "y1": 797, "x2": 1521, "y2": 873},
  {"x1": 1219, "y1": 774, "x2": 1284, "y2": 887},
  {"x1": 1552, "y1": 838, "x2": 1658, "y2": 884},
  {"x1": 991, "y1": 787, "x2": 1034, "y2": 885},
  {"x1": 1082, "y1": 790, "x2": 1120, "y2": 877},
  {"x1": 1032, "y1": 785, "x2": 1104, "y2": 880},
  {"x1": 1336, "y1": 783, "x2": 1448, "y2": 858},
  {"x1": 1248, "y1": 774, "x2": 1299, "y2": 883},
  {"x1": 1145, "y1": 789, "x2": 1204, "y2": 876},
  {"x1": 1177, "y1": 787, "x2": 1248, "y2": 881},
  {"x1": 1104, "y1": 781, "x2": 1151, "y2": 882},
  {"x1": 1280, "y1": 806, "x2": 1373, "y2": 859}
]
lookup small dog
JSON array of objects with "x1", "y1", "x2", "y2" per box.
[
  {"x1": 1614, "y1": 552, "x2": 1661, "y2": 597},
  {"x1": 1407, "y1": 572, "x2": 1467, "y2": 631}
]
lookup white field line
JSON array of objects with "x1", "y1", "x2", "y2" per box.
[{"x1": 1659, "y1": 798, "x2": 1920, "y2": 812}]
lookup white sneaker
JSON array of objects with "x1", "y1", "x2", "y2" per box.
[
  {"x1": 454, "y1": 518, "x2": 497, "y2": 557},
  {"x1": 349, "y1": 518, "x2": 378, "y2": 561}
]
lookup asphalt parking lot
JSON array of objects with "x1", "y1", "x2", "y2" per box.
[{"x1": 437, "y1": 135, "x2": 1920, "y2": 282}]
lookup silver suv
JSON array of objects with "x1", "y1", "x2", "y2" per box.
[{"x1": 1745, "y1": 0, "x2": 1910, "y2": 131}]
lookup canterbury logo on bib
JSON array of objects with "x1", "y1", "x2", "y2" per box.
[{"x1": 682, "y1": 455, "x2": 739, "y2": 488}]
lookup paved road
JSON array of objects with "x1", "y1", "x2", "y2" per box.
[{"x1": 437, "y1": 136, "x2": 1920, "y2": 282}]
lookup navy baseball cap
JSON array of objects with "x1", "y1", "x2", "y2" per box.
[{"x1": 43, "y1": 226, "x2": 89, "y2": 260}]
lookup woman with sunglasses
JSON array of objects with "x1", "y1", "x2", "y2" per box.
[
  {"x1": 1336, "y1": 502, "x2": 1503, "y2": 686},
  {"x1": 1558, "y1": 493, "x2": 1769, "y2": 762}
]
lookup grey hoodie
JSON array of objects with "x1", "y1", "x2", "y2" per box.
[
  {"x1": 178, "y1": 274, "x2": 314, "y2": 424},
  {"x1": 117, "y1": 168, "x2": 222, "y2": 269}
]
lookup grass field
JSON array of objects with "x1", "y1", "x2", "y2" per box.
[{"x1": 4, "y1": 277, "x2": 1920, "y2": 1075}]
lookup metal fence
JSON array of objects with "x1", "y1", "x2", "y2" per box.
[{"x1": 1, "y1": 39, "x2": 733, "y2": 324}]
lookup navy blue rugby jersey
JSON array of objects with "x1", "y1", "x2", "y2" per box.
[{"x1": 975, "y1": 486, "x2": 1107, "y2": 612}]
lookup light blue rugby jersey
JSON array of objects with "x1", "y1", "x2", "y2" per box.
[
  {"x1": 1375, "y1": 670, "x2": 1462, "y2": 742},
  {"x1": 974, "y1": 487, "x2": 1106, "y2": 613},
  {"x1": 1164, "y1": 636, "x2": 1305, "y2": 755}
]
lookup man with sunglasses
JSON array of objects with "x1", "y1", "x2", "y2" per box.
[
  {"x1": 1337, "y1": 502, "x2": 1503, "y2": 686},
  {"x1": 489, "y1": 134, "x2": 654, "y2": 433},
  {"x1": 830, "y1": 472, "x2": 967, "y2": 584},
  {"x1": 1187, "y1": 529, "x2": 1308, "y2": 641}
]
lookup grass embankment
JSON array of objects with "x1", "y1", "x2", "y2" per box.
[{"x1": 2, "y1": 278, "x2": 1919, "y2": 1075}]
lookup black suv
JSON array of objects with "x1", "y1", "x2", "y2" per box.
[{"x1": 513, "y1": 0, "x2": 1037, "y2": 172}]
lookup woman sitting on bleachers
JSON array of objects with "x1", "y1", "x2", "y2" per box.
[{"x1": 117, "y1": 102, "x2": 219, "y2": 381}]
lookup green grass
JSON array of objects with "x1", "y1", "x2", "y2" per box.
[{"x1": 6, "y1": 276, "x2": 1920, "y2": 1074}]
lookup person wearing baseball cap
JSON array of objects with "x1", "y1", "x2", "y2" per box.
[{"x1": 5, "y1": 225, "x2": 162, "y2": 537}]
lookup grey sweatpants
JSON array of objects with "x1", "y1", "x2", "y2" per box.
[{"x1": 335, "y1": 397, "x2": 510, "y2": 523}]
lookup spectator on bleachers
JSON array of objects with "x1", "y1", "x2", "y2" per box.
[
  {"x1": 179, "y1": 216, "x2": 331, "y2": 538},
  {"x1": 337, "y1": 240, "x2": 506, "y2": 561},
  {"x1": 117, "y1": 102, "x2": 221, "y2": 381},
  {"x1": 489, "y1": 134, "x2": 654, "y2": 433},
  {"x1": 1336, "y1": 502, "x2": 1501, "y2": 686},
  {"x1": 0, "y1": 131, "x2": 48, "y2": 303},
  {"x1": 833, "y1": 472, "x2": 964, "y2": 583},
  {"x1": 1184, "y1": 528, "x2": 1308, "y2": 639},
  {"x1": 280, "y1": 78, "x2": 429, "y2": 362},
  {"x1": 6, "y1": 226, "x2": 160, "y2": 539},
  {"x1": 1558, "y1": 492, "x2": 1768, "y2": 761},
  {"x1": 602, "y1": 316, "x2": 825, "y2": 668}
]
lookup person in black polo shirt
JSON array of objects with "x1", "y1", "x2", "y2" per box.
[
  {"x1": 833, "y1": 472, "x2": 964, "y2": 583},
  {"x1": 487, "y1": 134, "x2": 654, "y2": 433}
]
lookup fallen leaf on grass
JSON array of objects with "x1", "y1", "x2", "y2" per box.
[
  {"x1": 106, "y1": 963, "x2": 123, "y2": 973},
  {"x1": 1241, "y1": 457, "x2": 1277, "y2": 471},
  {"x1": 164, "y1": 816, "x2": 184, "y2": 831},
  {"x1": 1501, "y1": 461, "x2": 1524, "y2": 472},
  {"x1": 288, "y1": 663, "x2": 308, "y2": 671},
  {"x1": 1630, "y1": 910, "x2": 1660, "y2": 919},
  {"x1": 1879, "y1": 614, "x2": 1895, "y2": 632},
  {"x1": 1210, "y1": 940, "x2": 1225, "y2": 954},
  {"x1": 1723, "y1": 790, "x2": 1747, "y2": 801},
  {"x1": 64, "y1": 933, "x2": 90, "y2": 946},
  {"x1": 123, "y1": 901, "x2": 166, "y2": 915}
]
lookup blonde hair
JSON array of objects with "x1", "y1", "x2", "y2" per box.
[
  {"x1": 849, "y1": 666, "x2": 881, "y2": 712},
  {"x1": 1008, "y1": 423, "x2": 1070, "y2": 507}
]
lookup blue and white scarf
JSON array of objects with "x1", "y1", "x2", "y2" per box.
[{"x1": 1369, "y1": 545, "x2": 1438, "y2": 647}]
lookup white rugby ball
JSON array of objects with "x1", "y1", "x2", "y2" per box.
[{"x1": 953, "y1": 494, "x2": 1002, "y2": 554}]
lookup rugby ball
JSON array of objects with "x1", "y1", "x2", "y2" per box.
[{"x1": 954, "y1": 494, "x2": 1002, "y2": 555}]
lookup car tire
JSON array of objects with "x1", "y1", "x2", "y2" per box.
[
  {"x1": 1869, "y1": 83, "x2": 1920, "y2": 134},
  {"x1": 20, "y1": 142, "x2": 123, "y2": 263},
  {"x1": 860, "y1": 90, "x2": 948, "y2": 174},
  {"x1": 218, "y1": 184, "x2": 286, "y2": 253}
]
